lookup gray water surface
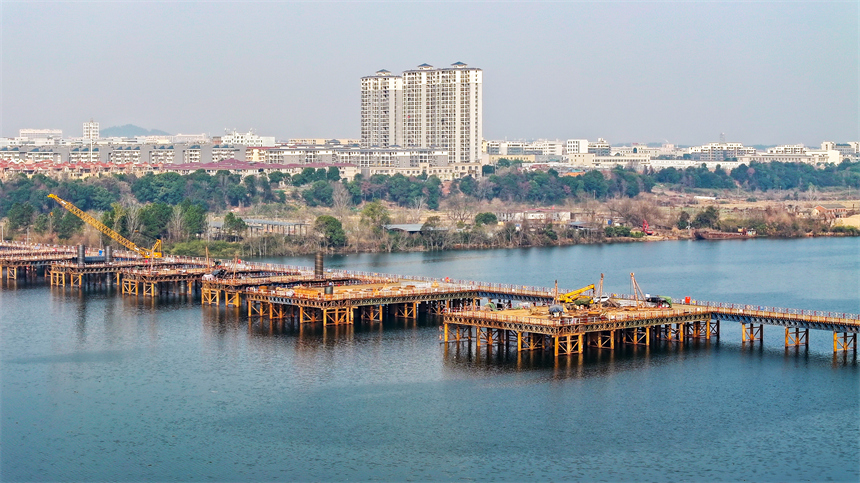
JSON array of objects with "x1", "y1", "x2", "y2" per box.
[{"x1": 2, "y1": 238, "x2": 858, "y2": 481}]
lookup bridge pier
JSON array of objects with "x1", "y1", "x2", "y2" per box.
[
  {"x1": 785, "y1": 328, "x2": 808, "y2": 347},
  {"x1": 554, "y1": 334, "x2": 584, "y2": 355},
  {"x1": 201, "y1": 285, "x2": 220, "y2": 305},
  {"x1": 742, "y1": 323, "x2": 763, "y2": 343},
  {"x1": 622, "y1": 327, "x2": 650, "y2": 346},
  {"x1": 833, "y1": 332, "x2": 857, "y2": 352},
  {"x1": 361, "y1": 305, "x2": 384, "y2": 322}
]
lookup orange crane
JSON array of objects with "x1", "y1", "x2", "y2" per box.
[{"x1": 47, "y1": 194, "x2": 163, "y2": 259}]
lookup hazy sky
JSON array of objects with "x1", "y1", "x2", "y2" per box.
[{"x1": 2, "y1": 1, "x2": 857, "y2": 145}]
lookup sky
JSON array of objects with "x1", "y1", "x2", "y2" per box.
[{"x1": 2, "y1": 1, "x2": 858, "y2": 146}]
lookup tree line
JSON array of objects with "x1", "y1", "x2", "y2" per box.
[{"x1": 2, "y1": 159, "x2": 858, "y2": 245}]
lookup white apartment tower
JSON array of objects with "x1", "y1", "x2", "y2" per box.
[
  {"x1": 361, "y1": 70, "x2": 403, "y2": 149},
  {"x1": 361, "y1": 62, "x2": 482, "y2": 165},
  {"x1": 83, "y1": 119, "x2": 99, "y2": 140}
]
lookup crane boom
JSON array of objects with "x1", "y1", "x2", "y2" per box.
[
  {"x1": 558, "y1": 284, "x2": 595, "y2": 304},
  {"x1": 47, "y1": 194, "x2": 162, "y2": 259}
]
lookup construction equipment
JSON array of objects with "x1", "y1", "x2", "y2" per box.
[
  {"x1": 559, "y1": 284, "x2": 596, "y2": 306},
  {"x1": 47, "y1": 194, "x2": 163, "y2": 259},
  {"x1": 629, "y1": 272, "x2": 671, "y2": 308},
  {"x1": 642, "y1": 220, "x2": 654, "y2": 236}
]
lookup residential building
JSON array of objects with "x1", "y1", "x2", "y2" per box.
[
  {"x1": 183, "y1": 145, "x2": 202, "y2": 163},
  {"x1": 360, "y1": 70, "x2": 403, "y2": 148},
  {"x1": 109, "y1": 146, "x2": 143, "y2": 164},
  {"x1": 19, "y1": 129, "x2": 63, "y2": 141},
  {"x1": 220, "y1": 130, "x2": 275, "y2": 147},
  {"x1": 83, "y1": 119, "x2": 99, "y2": 140},
  {"x1": 821, "y1": 141, "x2": 860, "y2": 160},
  {"x1": 149, "y1": 145, "x2": 177, "y2": 164},
  {"x1": 361, "y1": 62, "x2": 483, "y2": 169},
  {"x1": 689, "y1": 142, "x2": 756, "y2": 161},
  {"x1": 529, "y1": 140, "x2": 564, "y2": 156},
  {"x1": 737, "y1": 149, "x2": 840, "y2": 166},
  {"x1": 587, "y1": 138, "x2": 611, "y2": 157},
  {"x1": 767, "y1": 144, "x2": 807, "y2": 155},
  {"x1": 565, "y1": 139, "x2": 588, "y2": 155},
  {"x1": 212, "y1": 144, "x2": 241, "y2": 162}
]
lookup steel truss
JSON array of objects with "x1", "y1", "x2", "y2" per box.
[
  {"x1": 785, "y1": 327, "x2": 808, "y2": 347},
  {"x1": 122, "y1": 279, "x2": 139, "y2": 296},
  {"x1": 394, "y1": 302, "x2": 417, "y2": 319},
  {"x1": 834, "y1": 332, "x2": 857, "y2": 352},
  {"x1": 742, "y1": 323, "x2": 764, "y2": 343}
]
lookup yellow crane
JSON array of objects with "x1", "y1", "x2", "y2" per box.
[
  {"x1": 558, "y1": 283, "x2": 596, "y2": 305},
  {"x1": 47, "y1": 194, "x2": 162, "y2": 259}
]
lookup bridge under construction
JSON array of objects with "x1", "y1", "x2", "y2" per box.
[{"x1": 1, "y1": 241, "x2": 857, "y2": 356}]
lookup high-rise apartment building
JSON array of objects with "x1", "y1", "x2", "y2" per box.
[
  {"x1": 361, "y1": 62, "x2": 482, "y2": 166},
  {"x1": 83, "y1": 119, "x2": 99, "y2": 140},
  {"x1": 360, "y1": 70, "x2": 403, "y2": 149}
]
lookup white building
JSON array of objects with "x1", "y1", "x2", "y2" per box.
[
  {"x1": 588, "y1": 138, "x2": 611, "y2": 156},
  {"x1": 19, "y1": 129, "x2": 63, "y2": 141},
  {"x1": 360, "y1": 70, "x2": 403, "y2": 148},
  {"x1": 689, "y1": 142, "x2": 756, "y2": 161},
  {"x1": 221, "y1": 130, "x2": 275, "y2": 147},
  {"x1": 821, "y1": 141, "x2": 860, "y2": 160},
  {"x1": 83, "y1": 120, "x2": 99, "y2": 140},
  {"x1": 738, "y1": 149, "x2": 840, "y2": 166},
  {"x1": 767, "y1": 144, "x2": 807, "y2": 155},
  {"x1": 565, "y1": 139, "x2": 588, "y2": 155},
  {"x1": 528, "y1": 139, "x2": 564, "y2": 156},
  {"x1": 361, "y1": 62, "x2": 483, "y2": 169}
]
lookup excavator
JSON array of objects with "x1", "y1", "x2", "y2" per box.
[
  {"x1": 642, "y1": 220, "x2": 654, "y2": 236},
  {"x1": 47, "y1": 194, "x2": 163, "y2": 259}
]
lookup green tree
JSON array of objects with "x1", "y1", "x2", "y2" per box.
[
  {"x1": 7, "y1": 202, "x2": 35, "y2": 230},
  {"x1": 314, "y1": 215, "x2": 346, "y2": 248},
  {"x1": 326, "y1": 166, "x2": 341, "y2": 182},
  {"x1": 268, "y1": 171, "x2": 286, "y2": 185},
  {"x1": 692, "y1": 206, "x2": 720, "y2": 229},
  {"x1": 360, "y1": 200, "x2": 391, "y2": 233},
  {"x1": 56, "y1": 210, "x2": 83, "y2": 239},
  {"x1": 474, "y1": 212, "x2": 498, "y2": 226},
  {"x1": 139, "y1": 202, "x2": 173, "y2": 239},
  {"x1": 180, "y1": 200, "x2": 208, "y2": 236},
  {"x1": 223, "y1": 212, "x2": 247, "y2": 239},
  {"x1": 677, "y1": 211, "x2": 691, "y2": 229},
  {"x1": 33, "y1": 213, "x2": 51, "y2": 234},
  {"x1": 303, "y1": 180, "x2": 334, "y2": 207},
  {"x1": 420, "y1": 215, "x2": 447, "y2": 250},
  {"x1": 243, "y1": 175, "x2": 258, "y2": 199},
  {"x1": 581, "y1": 171, "x2": 609, "y2": 198}
]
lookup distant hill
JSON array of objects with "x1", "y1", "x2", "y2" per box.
[{"x1": 100, "y1": 124, "x2": 170, "y2": 137}]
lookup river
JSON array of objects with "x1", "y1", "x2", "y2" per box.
[{"x1": 1, "y1": 238, "x2": 858, "y2": 482}]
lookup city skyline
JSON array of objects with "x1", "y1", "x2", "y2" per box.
[{"x1": 2, "y1": 2, "x2": 857, "y2": 146}]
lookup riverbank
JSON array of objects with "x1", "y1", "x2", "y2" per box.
[{"x1": 163, "y1": 226, "x2": 858, "y2": 258}]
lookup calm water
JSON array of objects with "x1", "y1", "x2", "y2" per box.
[{"x1": 1, "y1": 238, "x2": 858, "y2": 482}]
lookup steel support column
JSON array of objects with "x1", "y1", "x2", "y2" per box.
[
  {"x1": 785, "y1": 327, "x2": 808, "y2": 347},
  {"x1": 743, "y1": 323, "x2": 763, "y2": 342},
  {"x1": 833, "y1": 332, "x2": 857, "y2": 352}
]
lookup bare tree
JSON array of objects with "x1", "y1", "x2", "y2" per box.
[
  {"x1": 166, "y1": 205, "x2": 185, "y2": 242},
  {"x1": 331, "y1": 182, "x2": 352, "y2": 219},
  {"x1": 125, "y1": 205, "x2": 142, "y2": 245},
  {"x1": 607, "y1": 197, "x2": 664, "y2": 228},
  {"x1": 444, "y1": 194, "x2": 475, "y2": 225},
  {"x1": 409, "y1": 196, "x2": 426, "y2": 223}
]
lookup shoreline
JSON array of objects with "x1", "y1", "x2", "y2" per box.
[{"x1": 164, "y1": 229, "x2": 858, "y2": 258}]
